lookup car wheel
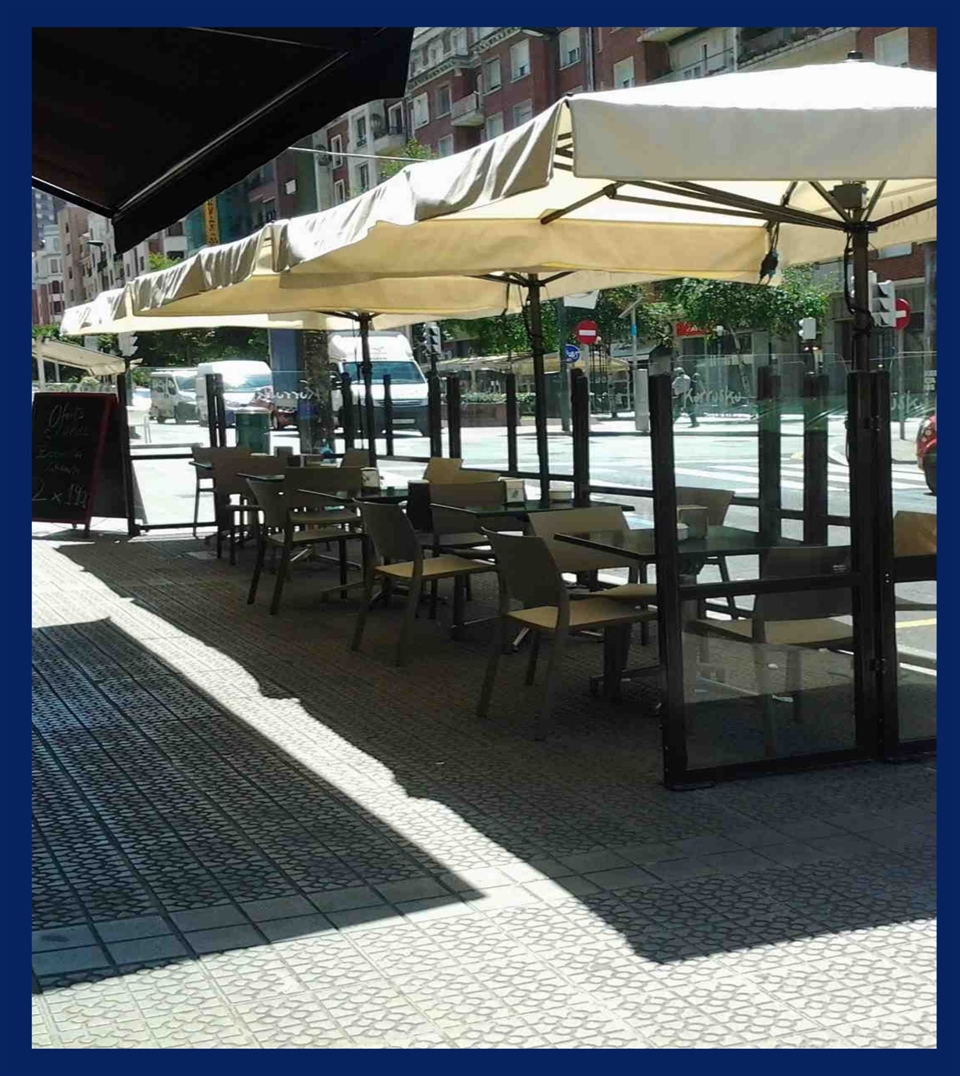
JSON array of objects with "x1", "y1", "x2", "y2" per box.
[
  {"x1": 924, "y1": 453, "x2": 936, "y2": 494},
  {"x1": 156, "y1": 413, "x2": 166, "y2": 423},
  {"x1": 174, "y1": 405, "x2": 187, "y2": 424},
  {"x1": 415, "y1": 417, "x2": 431, "y2": 436}
]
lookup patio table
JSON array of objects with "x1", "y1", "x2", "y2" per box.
[{"x1": 431, "y1": 497, "x2": 636, "y2": 521}]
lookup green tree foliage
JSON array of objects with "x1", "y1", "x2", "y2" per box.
[
  {"x1": 379, "y1": 139, "x2": 437, "y2": 180},
  {"x1": 148, "y1": 252, "x2": 178, "y2": 272}
]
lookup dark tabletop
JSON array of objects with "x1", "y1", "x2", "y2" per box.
[
  {"x1": 297, "y1": 486, "x2": 409, "y2": 504},
  {"x1": 555, "y1": 524, "x2": 803, "y2": 563},
  {"x1": 432, "y1": 498, "x2": 636, "y2": 519}
]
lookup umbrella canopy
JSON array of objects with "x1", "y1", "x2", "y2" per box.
[
  {"x1": 33, "y1": 337, "x2": 128, "y2": 377},
  {"x1": 272, "y1": 60, "x2": 934, "y2": 282},
  {"x1": 32, "y1": 27, "x2": 413, "y2": 251},
  {"x1": 123, "y1": 222, "x2": 659, "y2": 320}
]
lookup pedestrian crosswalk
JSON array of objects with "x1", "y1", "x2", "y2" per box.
[{"x1": 668, "y1": 460, "x2": 929, "y2": 494}]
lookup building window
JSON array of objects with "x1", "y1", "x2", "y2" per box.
[
  {"x1": 334, "y1": 179, "x2": 347, "y2": 204},
  {"x1": 559, "y1": 28, "x2": 581, "y2": 68},
  {"x1": 355, "y1": 116, "x2": 367, "y2": 146},
  {"x1": 875, "y1": 27, "x2": 909, "y2": 68},
  {"x1": 484, "y1": 112, "x2": 504, "y2": 140},
  {"x1": 436, "y1": 85, "x2": 452, "y2": 117},
  {"x1": 476, "y1": 27, "x2": 497, "y2": 43},
  {"x1": 285, "y1": 179, "x2": 297, "y2": 195},
  {"x1": 436, "y1": 135, "x2": 455, "y2": 157},
  {"x1": 330, "y1": 135, "x2": 343, "y2": 167},
  {"x1": 48, "y1": 258, "x2": 59, "y2": 272},
  {"x1": 512, "y1": 100, "x2": 533, "y2": 128},
  {"x1": 261, "y1": 199, "x2": 277, "y2": 223},
  {"x1": 510, "y1": 39, "x2": 530, "y2": 81},
  {"x1": 412, "y1": 93, "x2": 430, "y2": 129},
  {"x1": 358, "y1": 163, "x2": 370, "y2": 191},
  {"x1": 387, "y1": 103, "x2": 404, "y2": 135},
  {"x1": 482, "y1": 57, "x2": 502, "y2": 93},
  {"x1": 613, "y1": 56, "x2": 635, "y2": 88},
  {"x1": 452, "y1": 29, "x2": 467, "y2": 54}
]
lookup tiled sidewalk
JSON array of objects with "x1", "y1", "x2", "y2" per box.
[{"x1": 32, "y1": 527, "x2": 936, "y2": 1048}]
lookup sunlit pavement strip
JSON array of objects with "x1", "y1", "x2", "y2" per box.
[{"x1": 32, "y1": 526, "x2": 936, "y2": 1049}]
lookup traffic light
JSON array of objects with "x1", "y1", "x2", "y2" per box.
[
  {"x1": 869, "y1": 272, "x2": 897, "y2": 328},
  {"x1": 798, "y1": 317, "x2": 817, "y2": 341},
  {"x1": 419, "y1": 322, "x2": 442, "y2": 362}
]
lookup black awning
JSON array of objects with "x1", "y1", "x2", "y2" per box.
[{"x1": 33, "y1": 27, "x2": 413, "y2": 250}]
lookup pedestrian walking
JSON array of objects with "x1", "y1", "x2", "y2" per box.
[
  {"x1": 686, "y1": 370, "x2": 700, "y2": 427},
  {"x1": 671, "y1": 366, "x2": 692, "y2": 423}
]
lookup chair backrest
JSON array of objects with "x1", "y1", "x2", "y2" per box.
[
  {"x1": 422, "y1": 457, "x2": 463, "y2": 481},
  {"x1": 894, "y1": 511, "x2": 936, "y2": 556},
  {"x1": 405, "y1": 481, "x2": 434, "y2": 533},
  {"x1": 429, "y1": 482, "x2": 506, "y2": 537},
  {"x1": 192, "y1": 444, "x2": 252, "y2": 466},
  {"x1": 341, "y1": 448, "x2": 372, "y2": 468},
  {"x1": 529, "y1": 506, "x2": 627, "y2": 541},
  {"x1": 211, "y1": 454, "x2": 281, "y2": 497},
  {"x1": 448, "y1": 469, "x2": 502, "y2": 484},
  {"x1": 359, "y1": 501, "x2": 421, "y2": 564},
  {"x1": 245, "y1": 478, "x2": 287, "y2": 528},
  {"x1": 483, "y1": 529, "x2": 567, "y2": 611},
  {"x1": 292, "y1": 466, "x2": 365, "y2": 495},
  {"x1": 675, "y1": 486, "x2": 734, "y2": 526},
  {"x1": 755, "y1": 546, "x2": 852, "y2": 624}
]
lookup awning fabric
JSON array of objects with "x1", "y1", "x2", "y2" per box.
[
  {"x1": 265, "y1": 61, "x2": 934, "y2": 281},
  {"x1": 33, "y1": 338, "x2": 127, "y2": 377},
  {"x1": 32, "y1": 27, "x2": 413, "y2": 251}
]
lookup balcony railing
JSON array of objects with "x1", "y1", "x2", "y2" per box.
[
  {"x1": 647, "y1": 48, "x2": 736, "y2": 84},
  {"x1": 451, "y1": 91, "x2": 485, "y2": 127},
  {"x1": 738, "y1": 27, "x2": 828, "y2": 63}
]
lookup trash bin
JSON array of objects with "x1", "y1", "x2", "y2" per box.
[{"x1": 235, "y1": 407, "x2": 271, "y2": 453}]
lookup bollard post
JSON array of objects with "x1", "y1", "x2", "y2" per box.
[
  {"x1": 505, "y1": 372, "x2": 519, "y2": 475},
  {"x1": 757, "y1": 365, "x2": 782, "y2": 546},
  {"x1": 205, "y1": 372, "x2": 221, "y2": 447},
  {"x1": 446, "y1": 375, "x2": 462, "y2": 460},
  {"x1": 427, "y1": 372, "x2": 443, "y2": 458},
  {"x1": 571, "y1": 368, "x2": 591, "y2": 507},
  {"x1": 213, "y1": 374, "x2": 227, "y2": 449},
  {"x1": 802, "y1": 372, "x2": 829, "y2": 545},
  {"x1": 382, "y1": 374, "x2": 394, "y2": 457},
  {"x1": 341, "y1": 372, "x2": 356, "y2": 450}
]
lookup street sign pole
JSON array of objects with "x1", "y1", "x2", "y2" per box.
[
  {"x1": 557, "y1": 300, "x2": 570, "y2": 433},
  {"x1": 897, "y1": 328, "x2": 906, "y2": 441}
]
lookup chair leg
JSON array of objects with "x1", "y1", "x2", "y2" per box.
[
  {"x1": 602, "y1": 624, "x2": 632, "y2": 701},
  {"x1": 247, "y1": 532, "x2": 268, "y2": 605},
  {"x1": 535, "y1": 629, "x2": 568, "y2": 741},
  {"x1": 786, "y1": 648, "x2": 804, "y2": 723},
  {"x1": 193, "y1": 480, "x2": 201, "y2": 539},
  {"x1": 524, "y1": 631, "x2": 542, "y2": 685},
  {"x1": 718, "y1": 557, "x2": 738, "y2": 618},
  {"x1": 350, "y1": 570, "x2": 378, "y2": 653},
  {"x1": 753, "y1": 647, "x2": 777, "y2": 757},
  {"x1": 396, "y1": 576, "x2": 423, "y2": 667},
  {"x1": 478, "y1": 617, "x2": 506, "y2": 717},
  {"x1": 215, "y1": 497, "x2": 224, "y2": 559},
  {"x1": 269, "y1": 540, "x2": 293, "y2": 615},
  {"x1": 338, "y1": 537, "x2": 349, "y2": 597},
  {"x1": 229, "y1": 516, "x2": 237, "y2": 566},
  {"x1": 451, "y1": 576, "x2": 466, "y2": 640}
]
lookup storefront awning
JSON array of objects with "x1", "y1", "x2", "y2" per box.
[
  {"x1": 33, "y1": 338, "x2": 129, "y2": 377},
  {"x1": 32, "y1": 27, "x2": 413, "y2": 250}
]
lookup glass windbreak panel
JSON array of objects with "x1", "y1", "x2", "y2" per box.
[
  {"x1": 680, "y1": 570, "x2": 857, "y2": 769},
  {"x1": 891, "y1": 355, "x2": 936, "y2": 745}
]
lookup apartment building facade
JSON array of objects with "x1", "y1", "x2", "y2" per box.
[{"x1": 32, "y1": 224, "x2": 65, "y2": 325}]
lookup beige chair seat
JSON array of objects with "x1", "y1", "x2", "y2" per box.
[
  {"x1": 294, "y1": 509, "x2": 359, "y2": 526},
  {"x1": 693, "y1": 616, "x2": 853, "y2": 647},
  {"x1": 510, "y1": 597, "x2": 656, "y2": 633},
  {"x1": 601, "y1": 582, "x2": 658, "y2": 601},
  {"x1": 376, "y1": 555, "x2": 495, "y2": 581},
  {"x1": 266, "y1": 526, "x2": 359, "y2": 546}
]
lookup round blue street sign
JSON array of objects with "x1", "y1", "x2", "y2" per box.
[{"x1": 563, "y1": 344, "x2": 581, "y2": 364}]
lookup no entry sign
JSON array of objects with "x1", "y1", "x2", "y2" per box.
[
  {"x1": 895, "y1": 298, "x2": 911, "y2": 331},
  {"x1": 574, "y1": 320, "x2": 598, "y2": 345}
]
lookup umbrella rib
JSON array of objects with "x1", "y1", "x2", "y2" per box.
[
  {"x1": 863, "y1": 180, "x2": 888, "y2": 221},
  {"x1": 609, "y1": 190, "x2": 768, "y2": 221},
  {"x1": 665, "y1": 181, "x2": 848, "y2": 231},
  {"x1": 870, "y1": 198, "x2": 936, "y2": 230},
  {"x1": 809, "y1": 181, "x2": 852, "y2": 221},
  {"x1": 541, "y1": 271, "x2": 574, "y2": 286},
  {"x1": 541, "y1": 184, "x2": 621, "y2": 225}
]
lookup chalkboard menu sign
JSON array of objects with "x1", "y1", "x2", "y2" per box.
[{"x1": 32, "y1": 393, "x2": 127, "y2": 528}]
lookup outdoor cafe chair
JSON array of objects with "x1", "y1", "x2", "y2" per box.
[
  {"x1": 341, "y1": 448, "x2": 372, "y2": 468},
  {"x1": 246, "y1": 474, "x2": 363, "y2": 615},
  {"x1": 350, "y1": 502, "x2": 497, "y2": 667},
  {"x1": 210, "y1": 454, "x2": 282, "y2": 564},
  {"x1": 688, "y1": 545, "x2": 853, "y2": 753},
  {"x1": 405, "y1": 469, "x2": 503, "y2": 535},
  {"x1": 191, "y1": 444, "x2": 251, "y2": 539},
  {"x1": 477, "y1": 529, "x2": 657, "y2": 740},
  {"x1": 422, "y1": 457, "x2": 464, "y2": 482},
  {"x1": 893, "y1": 510, "x2": 937, "y2": 612},
  {"x1": 671, "y1": 486, "x2": 737, "y2": 618}
]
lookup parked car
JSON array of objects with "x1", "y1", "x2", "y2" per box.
[
  {"x1": 196, "y1": 359, "x2": 272, "y2": 427},
  {"x1": 917, "y1": 412, "x2": 936, "y2": 494},
  {"x1": 252, "y1": 386, "x2": 298, "y2": 430},
  {"x1": 328, "y1": 331, "x2": 430, "y2": 435},
  {"x1": 131, "y1": 386, "x2": 152, "y2": 411},
  {"x1": 150, "y1": 368, "x2": 198, "y2": 423}
]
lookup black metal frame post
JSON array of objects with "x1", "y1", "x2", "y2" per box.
[
  {"x1": 526, "y1": 274, "x2": 551, "y2": 497},
  {"x1": 802, "y1": 372, "x2": 829, "y2": 545},
  {"x1": 427, "y1": 371, "x2": 443, "y2": 458},
  {"x1": 213, "y1": 374, "x2": 227, "y2": 448},
  {"x1": 115, "y1": 360, "x2": 140, "y2": 538},
  {"x1": 851, "y1": 224, "x2": 874, "y2": 374},
  {"x1": 757, "y1": 365, "x2": 782, "y2": 546},
  {"x1": 382, "y1": 373, "x2": 394, "y2": 457},
  {"x1": 340, "y1": 372, "x2": 356, "y2": 450},
  {"x1": 358, "y1": 313, "x2": 377, "y2": 467},
  {"x1": 205, "y1": 372, "x2": 220, "y2": 447},
  {"x1": 649, "y1": 372, "x2": 689, "y2": 786},
  {"x1": 446, "y1": 374, "x2": 462, "y2": 460},
  {"x1": 570, "y1": 368, "x2": 590, "y2": 507},
  {"x1": 505, "y1": 372, "x2": 519, "y2": 474}
]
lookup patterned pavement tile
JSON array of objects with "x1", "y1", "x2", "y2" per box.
[
  {"x1": 830, "y1": 1007, "x2": 937, "y2": 1049},
  {"x1": 145, "y1": 1005, "x2": 256, "y2": 1049}
]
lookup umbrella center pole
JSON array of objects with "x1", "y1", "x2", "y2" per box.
[
  {"x1": 525, "y1": 274, "x2": 551, "y2": 498},
  {"x1": 358, "y1": 312, "x2": 377, "y2": 466}
]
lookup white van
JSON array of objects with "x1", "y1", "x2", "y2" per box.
[
  {"x1": 196, "y1": 359, "x2": 272, "y2": 426},
  {"x1": 327, "y1": 331, "x2": 429, "y2": 435},
  {"x1": 149, "y1": 367, "x2": 198, "y2": 423}
]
